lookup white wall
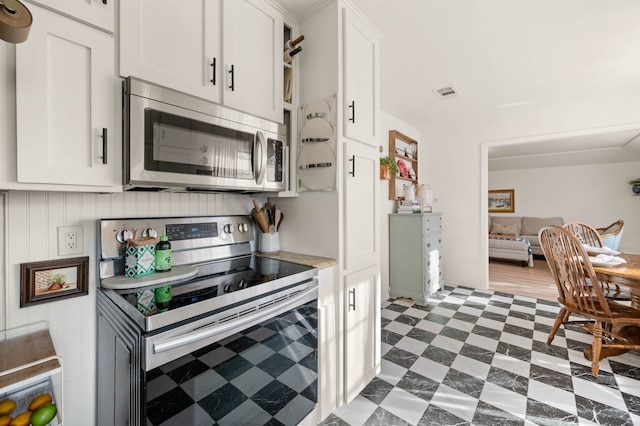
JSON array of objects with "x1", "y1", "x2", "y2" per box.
[
  {"x1": 378, "y1": 111, "x2": 420, "y2": 300},
  {"x1": 425, "y1": 93, "x2": 640, "y2": 290},
  {"x1": 489, "y1": 161, "x2": 640, "y2": 253},
  {"x1": 1, "y1": 191, "x2": 258, "y2": 425}
]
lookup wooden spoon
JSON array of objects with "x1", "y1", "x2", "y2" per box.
[{"x1": 252, "y1": 200, "x2": 269, "y2": 233}]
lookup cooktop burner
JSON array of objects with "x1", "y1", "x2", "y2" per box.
[{"x1": 117, "y1": 255, "x2": 314, "y2": 317}]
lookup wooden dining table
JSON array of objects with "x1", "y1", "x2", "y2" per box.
[
  {"x1": 593, "y1": 253, "x2": 640, "y2": 309},
  {"x1": 587, "y1": 253, "x2": 640, "y2": 360}
]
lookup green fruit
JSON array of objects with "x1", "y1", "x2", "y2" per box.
[{"x1": 30, "y1": 403, "x2": 56, "y2": 426}]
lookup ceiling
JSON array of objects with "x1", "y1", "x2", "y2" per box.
[{"x1": 275, "y1": 0, "x2": 640, "y2": 170}]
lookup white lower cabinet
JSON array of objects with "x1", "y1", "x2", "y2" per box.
[
  {"x1": 344, "y1": 264, "x2": 380, "y2": 403},
  {"x1": 389, "y1": 213, "x2": 444, "y2": 305},
  {"x1": 15, "y1": 4, "x2": 120, "y2": 190},
  {"x1": 316, "y1": 266, "x2": 338, "y2": 420}
]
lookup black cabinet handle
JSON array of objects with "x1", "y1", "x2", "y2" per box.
[
  {"x1": 101, "y1": 128, "x2": 108, "y2": 164},
  {"x1": 348, "y1": 155, "x2": 355, "y2": 177},
  {"x1": 102, "y1": 0, "x2": 107, "y2": 4},
  {"x1": 210, "y1": 57, "x2": 216, "y2": 85},
  {"x1": 229, "y1": 65, "x2": 235, "y2": 91},
  {"x1": 348, "y1": 288, "x2": 356, "y2": 311},
  {"x1": 348, "y1": 100, "x2": 355, "y2": 123}
]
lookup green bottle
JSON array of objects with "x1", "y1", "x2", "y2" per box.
[
  {"x1": 155, "y1": 285, "x2": 172, "y2": 312},
  {"x1": 155, "y1": 230, "x2": 172, "y2": 272}
]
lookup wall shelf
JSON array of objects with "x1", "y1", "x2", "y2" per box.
[{"x1": 388, "y1": 130, "x2": 418, "y2": 200}]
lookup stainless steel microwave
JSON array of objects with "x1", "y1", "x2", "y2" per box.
[{"x1": 123, "y1": 77, "x2": 288, "y2": 193}]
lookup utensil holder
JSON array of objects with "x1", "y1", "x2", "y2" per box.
[{"x1": 259, "y1": 232, "x2": 280, "y2": 253}]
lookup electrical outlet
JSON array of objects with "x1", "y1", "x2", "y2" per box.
[{"x1": 58, "y1": 225, "x2": 83, "y2": 255}]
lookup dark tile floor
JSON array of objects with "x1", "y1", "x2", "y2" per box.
[{"x1": 321, "y1": 286, "x2": 640, "y2": 426}]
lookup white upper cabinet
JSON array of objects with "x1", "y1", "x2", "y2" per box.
[
  {"x1": 15, "y1": 4, "x2": 120, "y2": 189},
  {"x1": 343, "y1": 6, "x2": 379, "y2": 146},
  {"x1": 120, "y1": 0, "x2": 221, "y2": 104},
  {"x1": 32, "y1": 0, "x2": 115, "y2": 32},
  {"x1": 120, "y1": 0, "x2": 283, "y2": 122},
  {"x1": 222, "y1": 0, "x2": 283, "y2": 122}
]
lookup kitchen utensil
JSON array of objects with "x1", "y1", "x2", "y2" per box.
[
  {"x1": 276, "y1": 209, "x2": 283, "y2": 231},
  {"x1": 265, "y1": 202, "x2": 276, "y2": 225},
  {"x1": 297, "y1": 142, "x2": 336, "y2": 191},
  {"x1": 300, "y1": 117, "x2": 334, "y2": 143},
  {"x1": 303, "y1": 98, "x2": 331, "y2": 120},
  {"x1": 252, "y1": 200, "x2": 269, "y2": 233}
]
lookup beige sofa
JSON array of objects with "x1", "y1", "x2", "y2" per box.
[{"x1": 489, "y1": 216, "x2": 564, "y2": 265}]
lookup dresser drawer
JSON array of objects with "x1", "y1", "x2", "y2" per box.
[{"x1": 423, "y1": 213, "x2": 442, "y2": 234}]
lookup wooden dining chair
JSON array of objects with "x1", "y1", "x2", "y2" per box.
[
  {"x1": 597, "y1": 220, "x2": 624, "y2": 251},
  {"x1": 561, "y1": 222, "x2": 630, "y2": 301},
  {"x1": 539, "y1": 225, "x2": 640, "y2": 376},
  {"x1": 562, "y1": 221, "x2": 603, "y2": 247}
]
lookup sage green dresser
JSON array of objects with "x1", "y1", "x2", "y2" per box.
[{"x1": 389, "y1": 213, "x2": 443, "y2": 305}]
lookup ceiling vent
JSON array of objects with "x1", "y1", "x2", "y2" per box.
[{"x1": 433, "y1": 85, "x2": 460, "y2": 100}]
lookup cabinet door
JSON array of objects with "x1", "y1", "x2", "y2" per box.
[
  {"x1": 424, "y1": 232, "x2": 443, "y2": 295},
  {"x1": 223, "y1": 0, "x2": 283, "y2": 122},
  {"x1": 120, "y1": 0, "x2": 221, "y2": 104},
  {"x1": 36, "y1": 0, "x2": 114, "y2": 32},
  {"x1": 344, "y1": 265, "x2": 380, "y2": 403},
  {"x1": 15, "y1": 5, "x2": 118, "y2": 187},
  {"x1": 344, "y1": 141, "x2": 379, "y2": 271},
  {"x1": 343, "y1": 6, "x2": 379, "y2": 146}
]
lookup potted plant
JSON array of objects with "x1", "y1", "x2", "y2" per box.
[
  {"x1": 629, "y1": 178, "x2": 640, "y2": 195},
  {"x1": 380, "y1": 156, "x2": 398, "y2": 179},
  {"x1": 47, "y1": 273, "x2": 67, "y2": 291}
]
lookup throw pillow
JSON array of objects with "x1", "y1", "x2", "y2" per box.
[{"x1": 490, "y1": 222, "x2": 519, "y2": 236}]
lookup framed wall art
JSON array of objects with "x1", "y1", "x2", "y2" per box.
[
  {"x1": 20, "y1": 256, "x2": 89, "y2": 307},
  {"x1": 488, "y1": 189, "x2": 515, "y2": 213}
]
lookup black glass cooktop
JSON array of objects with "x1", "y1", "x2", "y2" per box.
[{"x1": 118, "y1": 256, "x2": 315, "y2": 317}]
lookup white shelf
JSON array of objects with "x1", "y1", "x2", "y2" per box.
[
  {"x1": 0, "y1": 323, "x2": 63, "y2": 425},
  {"x1": 100, "y1": 265, "x2": 198, "y2": 290}
]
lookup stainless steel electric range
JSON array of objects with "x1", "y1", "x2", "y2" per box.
[{"x1": 96, "y1": 215, "x2": 318, "y2": 426}]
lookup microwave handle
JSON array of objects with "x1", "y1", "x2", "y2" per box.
[{"x1": 255, "y1": 131, "x2": 267, "y2": 185}]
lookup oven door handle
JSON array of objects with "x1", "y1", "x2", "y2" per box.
[
  {"x1": 152, "y1": 286, "x2": 317, "y2": 355},
  {"x1": 254, "y1": 130, "x2": 267, "y2": 186}
]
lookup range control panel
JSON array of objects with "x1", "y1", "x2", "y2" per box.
[
  {"x1": 98, "y1": 215, "x2": 254, "y2": 261},
  {"x1": 166, "y1": 222, "x2": 218, "y2": 241}
]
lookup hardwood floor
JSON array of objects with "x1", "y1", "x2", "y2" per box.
[{"x1": 488, "y1": 256, "x2": 558, "y2": 302}]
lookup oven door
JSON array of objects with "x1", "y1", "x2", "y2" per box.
[{"x1": 142, "y1": 281, "x2": 318, "y2": 425}]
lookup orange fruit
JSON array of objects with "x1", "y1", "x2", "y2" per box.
[
  {"x1": 0, "y1": 415, "x2": 13, "y2": 426},
  {"x1": 8, "y1": 411, "x2": 30, "y2": 426},
  {"x1": 0, "y1": 400, "x2": 15, "y2": 416},
  {"x1": 28, "y1": 393, "x2": 52, "y2": 411}
]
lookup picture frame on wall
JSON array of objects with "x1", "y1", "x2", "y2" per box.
[
  {"x1": 20, "y1": 256, "x2": 89, "y2": 307},
  {"x1": 488, "y1": 189, "x2": 515, "y2": 213}
]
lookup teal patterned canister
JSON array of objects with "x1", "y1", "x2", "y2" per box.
[{"x1": 125, "y1": 244, "x2": 156, "y2": 277}]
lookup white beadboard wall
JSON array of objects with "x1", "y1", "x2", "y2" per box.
[{"x1": 2, "y1": 190, "x2": 259, "y2": 425}]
